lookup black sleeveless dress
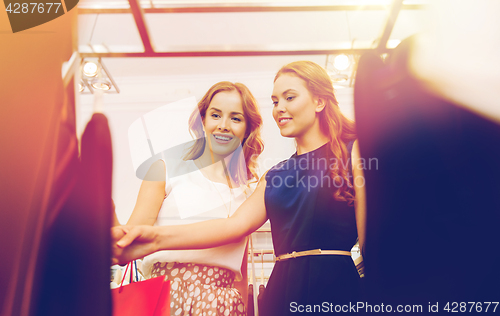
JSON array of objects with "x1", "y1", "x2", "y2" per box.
[{"x1": 262, "y1": 142, "x2": 360, "y2": 315}]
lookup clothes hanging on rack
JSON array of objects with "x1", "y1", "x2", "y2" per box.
[
  {"x1": 355, "y1": 38, "x2": 500, "y2": 304},
  {"x1": 33, "y1": 113, "x2": 113, "y2": 316},
  {"x1": 247, "y1": 284, "x2": 255, "y2": 316},
  {"x1": 257, "y1": 284, "x2": 265, "y2": 314}
]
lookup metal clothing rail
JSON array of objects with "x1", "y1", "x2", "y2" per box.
[{"x1": 79, "y1": 47, "x2": 391, "y2": 58}]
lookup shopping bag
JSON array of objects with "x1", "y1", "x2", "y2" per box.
[{"x1": 111, "y1": 261, "x2": 170, "y2": 316}]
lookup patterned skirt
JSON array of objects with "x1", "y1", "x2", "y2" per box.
[{"x1": 151, "y1": 262, "x2": 246, "y2": 316}]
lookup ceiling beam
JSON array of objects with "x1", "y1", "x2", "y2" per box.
[
  {"x1": 376, "y1": 0, "x2": 404, "y2": 50},
  {"x1": 128, "y1": 0, "x2": 154, "y2": 53},
  {"x1": 79, "y1": 47, "x2": 391, "y2": 58},
  {"x1": 78, "y1": 4, "x2": 424, "y2": 14}
]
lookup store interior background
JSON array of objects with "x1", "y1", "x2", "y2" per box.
[
  {"x1": 4, "y1": 2, "x2": 500, "y2": 315},
  {"x1": 76, "y1": 0, "x2": 427, "y2": 285},
  {"x1": 0, "y1": 3, "x2": 430, "y2": 314}
]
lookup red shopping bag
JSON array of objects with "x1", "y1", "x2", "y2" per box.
[{"x1": 111, "y1": 262, "x2": 170, "y2": 316}]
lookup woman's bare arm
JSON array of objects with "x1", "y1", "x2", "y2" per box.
[
  {"x1": 352, "y1": 140, "x2": 367, "y2": 256},
  {"x1": 112, "y1": 199, "x2": 121, "y2": 226},
  {"x1": 126, "y1": 160, "x2": 166, "y2": 226},
  {"x1": 112, "y1": 175, "x2": 269, "y2": 265}
]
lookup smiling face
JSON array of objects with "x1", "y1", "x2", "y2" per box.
[
  {"x1": 272, "y1": 73, "x2": 324, "y2": 139},
  {"x1": 203, "y1": 90, "x2": 247, "y2": 157}
]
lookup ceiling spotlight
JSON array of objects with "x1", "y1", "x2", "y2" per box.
[
  {"x1": 83, "y1": 61, "x2": 98, "y2": 77},
  {"x1": 91, "y1": 78, "x2": 112, "y2": 91},
  {"x1": 80, "y1": 58, "x2": 119, "y2": 94},
  {"x1": 333, "y1": 54, "x2": 350, "y2": 71}
]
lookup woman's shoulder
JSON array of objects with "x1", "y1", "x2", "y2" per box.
[
  {"x1": 164, "y1": 158, "x2": 197, "y2": 179},
  {"x1": 346, "y1": 139, "x2": 356, "y2": 155},
  {"x1": 143, "y1": 159, "x2": 166, "y2": 182},
  {"x1": 264, "y1": 158, "x2": 291, "y2": 179}
]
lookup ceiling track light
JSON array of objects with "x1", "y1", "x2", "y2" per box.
[
  {"x1": 79, "y1": 58, "x2": 120, "y2": 94},
  {"x1": 91, "y1": 78, "x2": 112, "y2": 91},
  {"x1": 326, "y1": 53, "x2": 357, "y2": 87},
  {"x1": 83, "y1": 61, "x2": 98, "y2": 77},
  {"x1": 330, "y1": 74, "x2": 349, "y2": 83}
]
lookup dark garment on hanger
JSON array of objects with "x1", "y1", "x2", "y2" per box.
[
  {"x1": 262, "y1": 143, "x2": 360, "y2": 315},
  {"x1": 33, "y1": 113, "x2": 113, "y2": 316},
  {"x1": 247, "y1": 284, "x2": 254, "y2": 316},
  {"x1": 257, "y1": 284, "x2": 265, "y2": 314},
  {"x1": 355, "y1": 38, "x2": 500, "y2": 304}
]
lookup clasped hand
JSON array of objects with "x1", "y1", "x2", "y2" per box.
[{"x1": 111, "y1": 225, "x2": 159, "y2": 265}]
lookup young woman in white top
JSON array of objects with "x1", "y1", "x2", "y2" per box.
[{"x1": 125, "y1": 81, "x2": 264, "y2": 316}]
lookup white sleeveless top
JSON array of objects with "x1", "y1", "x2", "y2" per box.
[{"x1": 142, "y1": 159, "x2": 250, "y2": 281}]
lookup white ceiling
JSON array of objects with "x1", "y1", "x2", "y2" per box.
[{"x1": 77, "y1": 1, "x2": 428, "y2": 78}]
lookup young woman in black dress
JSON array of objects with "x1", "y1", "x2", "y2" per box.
[{"x1": 112, "y1": 61, "x2": 366, "y2": 315}]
